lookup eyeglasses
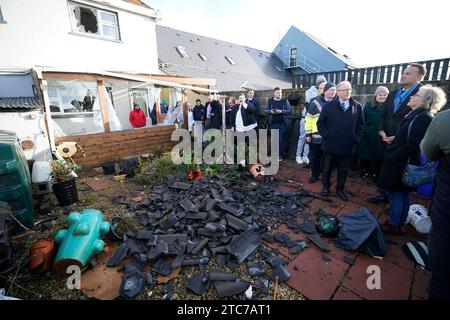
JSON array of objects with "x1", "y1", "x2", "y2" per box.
[
  {"x1": 338, "y1": 89, "x2": 352, "y2": 92},
  {"x1": 412, "y1": 93, "x2": 423, "y2": 98}
]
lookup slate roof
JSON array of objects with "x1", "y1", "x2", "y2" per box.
[
  {"x1": 0, "y1": 97, "x2": 44, "y2": 110},
  {"x1": 156, "y1": 25, "x2": 293, "y2": 92}
]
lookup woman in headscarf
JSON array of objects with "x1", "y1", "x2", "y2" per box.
[{"x1": 358, "y1": 86, "x2": 389, "y2": 179}]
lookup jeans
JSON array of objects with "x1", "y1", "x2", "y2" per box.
[
  {"x1": 387, "y1": 191, "x2": 410, "y2": 226},
  {"x1": 322, "y1": 152, "x2": 352, "y2": 191},
  {"x1": 270, "y1": 123, "x2": 287, "y2": 158},
  {"x1": 310, "y1": 143, "x2": 323, "y2": 178},
  {"x1": 296, "y1": 118, "x2": 309, "y2": 158}
]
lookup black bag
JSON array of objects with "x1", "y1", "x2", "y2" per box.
[
  {"x1": 402, "y1": 116, "x2": 437, "y2": 187},
  {"x1": 334, "y1": 207, "x2": 386, "y2": 257}
]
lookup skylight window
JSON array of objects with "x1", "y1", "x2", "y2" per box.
[
  {"x1": 198, "y1": 53, "x2": 208, "y2": 61},
  {"x1": 176, "y1": 46, "x2": 190, "y2": 58},
  {"x1": 225, "y1": 56, "x2": 236, "y2": 65}
]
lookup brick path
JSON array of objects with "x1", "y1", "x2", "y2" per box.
[{"x1": 271, "y1": 160, "x2": 431, "y2": 300}]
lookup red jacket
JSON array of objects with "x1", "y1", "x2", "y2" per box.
[{"x1": 129, "y1": 109, "x2": 146, "y2": 128}]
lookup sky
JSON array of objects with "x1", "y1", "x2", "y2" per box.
[{"x1": 143, "y1": 0, "x2": 450, "y2": 68}]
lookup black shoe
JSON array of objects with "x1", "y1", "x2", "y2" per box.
[
  {"x1": 337, "y1": 189, "x2": 349, "y2": 201},
  {"x1": 308, "y1": 176, "x2": 318, "y2": 184},
  {"x1": 368, "y1": 195, "x2": 389, "y2": 204},
  {"x1": 320, "y1": 188, "x2": 330, "y2": 197}
]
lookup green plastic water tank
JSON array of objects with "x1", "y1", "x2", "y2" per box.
[{"x1": 0, "y1": 130, "x2": 34, "y2": 229}]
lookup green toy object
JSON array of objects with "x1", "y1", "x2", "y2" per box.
[{"x1": 53, "y1": 209, "x2": 110, "y2": 274}]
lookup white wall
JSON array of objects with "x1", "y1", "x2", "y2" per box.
[
  {"x1": 0, "y1": 0, "x2": 159, "y2": 74},
  {"x1": 0, "y1": 110, "x2": 52, "y2": 161}
]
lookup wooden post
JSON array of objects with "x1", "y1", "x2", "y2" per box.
[
  {"x1": 40, "y1": 79, "x2": 57, "y2": 152},
  {"x1": 97, "y1": 80, "x2": 111, "y2": 133},
  {"x1": 182, "y1": 89, "x2": 188, "y2": 129},
  {"x1": 156, "y1": 97, "x2": 161, "y2": 124}
]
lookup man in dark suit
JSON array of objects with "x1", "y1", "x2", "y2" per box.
[
  {"x1": 246, "y1": 89, "x2": 260, "y2": 123},
  {"x1": 369, "y1": 63, "x2": 426, "y2": 203}
]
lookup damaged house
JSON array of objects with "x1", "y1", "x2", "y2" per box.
[{"x1": 0, "y1": 0, "x2": 216, "y2": 167}]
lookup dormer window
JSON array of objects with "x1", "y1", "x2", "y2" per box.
[
  {"x1": 225, "y1": 56, "x2": 236, "y2": 65},
  {"x1": 176, "y1": 46, "x2": 190, "y2": 58},
  {"x1": 198, "y1": 53, "x2": 208, "y2": 61}
]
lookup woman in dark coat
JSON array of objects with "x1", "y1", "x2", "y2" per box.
[
  {"x1": 358, "y1": 86, "x2": 389, "y2": 179},
  {"x1": 377, "y1": 85, "x2": 444, "y2": 235}
]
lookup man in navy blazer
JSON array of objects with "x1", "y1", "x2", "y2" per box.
[{"x1": 317, "y1": 81, "x2": 364, "y2": 201}]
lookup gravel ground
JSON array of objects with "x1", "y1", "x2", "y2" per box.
[{"x1": 2, "y1": 167, "x2": 305, "y2": 301}]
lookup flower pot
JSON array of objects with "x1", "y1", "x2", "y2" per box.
[{"x1": 52, "y1": 178, "x2": 79, "y2": 207}]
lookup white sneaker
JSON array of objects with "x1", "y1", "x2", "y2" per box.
[
  {"x1": 296, "y1": 156, "x2": 303, "y2": 164},
  {"x1": 302, "y1": 156, "x2": 309, "y2": 165}
]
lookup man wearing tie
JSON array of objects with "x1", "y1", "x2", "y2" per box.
[
  {"x1": 369, "y1": 63, "x2": 425, "y2": 204},
  {"x1": 317, "y1": 81, "x2": 364, "y2": 201}
]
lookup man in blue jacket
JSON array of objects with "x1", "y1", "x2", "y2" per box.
[
  {"x1": 264, "y1": 87, "x2": 292, "y2": 161},
  {"x1": 317, "y1": 81, "x2": 364, "y2": 201}
]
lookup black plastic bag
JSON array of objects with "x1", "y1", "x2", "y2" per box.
[{"x1": 334, "y1": 207, "x2": 386, "y2": 257}]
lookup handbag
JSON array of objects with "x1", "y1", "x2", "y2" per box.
[{"x1": 401, "y1": 116, "x2": 436, "y2": 187}]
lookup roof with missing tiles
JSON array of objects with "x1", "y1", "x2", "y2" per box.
[{"x1": 156, "y1": 25, "x2": 293, "y2": 92}]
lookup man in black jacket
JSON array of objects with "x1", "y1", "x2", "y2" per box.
[
  {"x1": 231, "y1": 93, "x2": 257, "y2": 132},
  {"x1": 317, "y1": 81, "x2": 364, "y2": 201},
  {"x1": 369, "y1": 63, "x2": 426, "y2": 203},
  {"x1": 246, "y1": 89, "x2": 260, "y2": 123},
  {"x1": 264, "y1": 87, "x2": 292, "y2": 161}
]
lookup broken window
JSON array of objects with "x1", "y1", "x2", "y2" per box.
[
  {"x1": 69, "y1": 2, "x2": 120, "y2": 40},
  {"x1": 130, "y1": 88, "x2": 149, "y2": 118},
  {"x1": 47, "y1": 80, "x2": 104, "y2": 136}
]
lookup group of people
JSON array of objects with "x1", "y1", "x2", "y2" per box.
[
  {"x1": 296, "y1": 63, "x2": 449, "y2": 299},
  {"x1": 190, "y1": 90, "x2": 261, "y2": 133}
]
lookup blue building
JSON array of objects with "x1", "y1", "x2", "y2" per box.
[{"x1": 274, "y1": 26, "x2": 358, "y2": 75}]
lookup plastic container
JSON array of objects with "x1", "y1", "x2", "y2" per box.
[
  {"x1": 407, "y1": 204, "x2": 432, "y2": 234},
  {"x1": 53, "y1": 209, "x2": 110, "y2": 275},
  {"x1": 0, "y1": 130, "x2": 34, "y2": 229},
  {"x1": 31, "y1": 161, "x2": 53, "y2": 195}
]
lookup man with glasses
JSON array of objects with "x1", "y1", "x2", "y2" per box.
[
  {"x1": 317, "y1": 81, "x2": 364, "y2": 201},
  {"x1": 369, "y1": 63, "x2": 425, "y2": 204}
]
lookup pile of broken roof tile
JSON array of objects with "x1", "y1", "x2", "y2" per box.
[{"x1": 107, "y1": 171, "x2": 329, "y2": 299}]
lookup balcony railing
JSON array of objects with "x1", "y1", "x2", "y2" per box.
[{"x1": 284, "y1": 53, "x2": 328, "y2": 73}]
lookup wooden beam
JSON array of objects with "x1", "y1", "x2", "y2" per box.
[
  {"x1": 97, "y1": 80, "x2": 111, "y2": 133},
  {"x1": 182, "y1": 89, "x2": 188, "y2": 130},
  {"x1": 156, "y1": 97, "x2": 161, "y2": 124}
]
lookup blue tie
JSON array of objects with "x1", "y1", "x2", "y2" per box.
[{"x1": 341, "y1": 102, "x2": 347, "y2": 112}]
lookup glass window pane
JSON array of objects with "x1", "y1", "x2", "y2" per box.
[
  {"x1": 102, "y1": 25, "x2": 119, "y2": 40},
  {"x1": 47, "y1": 80, "x2": 104, "y2": 136},
  {"x1": 100, "y1": 11, "x2": 117, "y2": 25}
]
